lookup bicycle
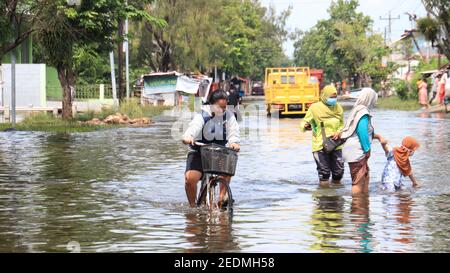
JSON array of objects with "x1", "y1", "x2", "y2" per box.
[{"x1": 194, "y1": 142, "x2": 238, "y2": 212}]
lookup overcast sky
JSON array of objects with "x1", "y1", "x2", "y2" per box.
[{"x1": 259, "y1": 0, "x2": 427, "y2": 57}]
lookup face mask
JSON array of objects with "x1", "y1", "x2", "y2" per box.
[
  {"x1": 402, "y1": 146, "x2": 415, "y2": 156},
  {"x1": 326, "y1": 98, "x2": 337, "y2": 106}
]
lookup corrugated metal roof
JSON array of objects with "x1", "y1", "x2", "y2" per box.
[{"x1": 143, "y1": 71, "x2": 182, "y2": 77}]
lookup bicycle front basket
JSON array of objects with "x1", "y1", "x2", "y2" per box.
[{"x1": 200, "y1": 144, "x2": 238, "y2": 176}]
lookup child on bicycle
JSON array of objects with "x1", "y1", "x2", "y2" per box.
[
  {"x1": 377, "y1": 135, "x2": 421, "y2": 192},
  {"x1": 182, "y1": 89, "x2": 240, "y2": 207}
]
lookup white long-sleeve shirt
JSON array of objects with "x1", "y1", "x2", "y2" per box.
[{"x1": 183, "y1": 107, "x2": 240, "y2": 152}]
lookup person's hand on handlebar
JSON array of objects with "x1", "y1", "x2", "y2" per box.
[
  {"x1": 182, "y1": 136, "x2": 195, "y2": 145},
  {"x1": 229, "y1": 143, "x2": 240, "y2": 152}
]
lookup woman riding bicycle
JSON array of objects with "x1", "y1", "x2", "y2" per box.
[{"x1": 182, "y1": 89, "x2": 240, "y2": 208}]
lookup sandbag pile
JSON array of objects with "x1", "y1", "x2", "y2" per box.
[{"x1": 85, "y1": 113, "x2": 153, "y2": 127}]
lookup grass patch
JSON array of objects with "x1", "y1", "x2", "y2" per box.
[
  {"x1": 75, "y1": 98, "x2": 172, "y2": 121},
  {"x1": 377, "y1": 96, "x2": 421, "y2": 111},
  {"x1": 0, "y1": 99, "x2": 173, "y2": 133},
  {"x1": 118, "y1": 98, "x2": 171, "y2": 119},
  {"x1": 0, "y1": 113, "x2": 116, "y2": 133}
]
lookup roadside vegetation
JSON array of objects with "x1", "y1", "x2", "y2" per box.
[
  {"x1": 376, "y1": 96, "x2": 422, "y2": 111},
  {"x1": 0, "y1": 99, "x2": 171, "y2": 133}
]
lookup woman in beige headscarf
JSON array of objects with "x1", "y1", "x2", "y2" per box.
[{"x1": 338, "y1": 88, "x2": 380, "y2": 194}]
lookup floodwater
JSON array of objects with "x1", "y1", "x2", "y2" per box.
[{"x1": 0, "y1": 101, "x2": 449, "y2": 253}]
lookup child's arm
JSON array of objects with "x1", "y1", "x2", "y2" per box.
[
  {"x1": 409, "y1": 174, "x2": 420, "y2": 187},
  {"x1": 374, "y1": 134, "x2": 390, "y2": 154}
]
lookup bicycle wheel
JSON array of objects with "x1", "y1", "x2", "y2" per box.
[{"x1": 206, "y1": 178, "x2": 233, "y2": 212}]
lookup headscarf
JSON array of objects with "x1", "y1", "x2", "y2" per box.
[
  {"x1": 393, "y1": 136, "x2": 420, "y2": 176},
  {"x1": 340, "y1": 88, "x2": 378, "y2": 139},
  {"x1": 308, "y1": 85, "x2": 343, "y2": 122}
]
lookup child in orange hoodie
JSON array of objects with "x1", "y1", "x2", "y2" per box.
[{"x1": 378, "y1": 136, "x2": 420, "y2": 192}]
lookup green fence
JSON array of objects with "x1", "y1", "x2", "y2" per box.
[
  {"x1": 47, "y1": 84, "x2": 113, "y2": 101},
  {"x1": 76, "y1": 84, "x2": 113, "y2": 100}
]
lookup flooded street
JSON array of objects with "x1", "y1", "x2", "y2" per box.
[{"x1": 0, "y1": 100, "x2": 449, "y2": 253}]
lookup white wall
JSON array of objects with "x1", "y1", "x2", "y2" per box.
[
  {"x1": 142, "y1": 93, "x2": 176, "y2": 106},
  {"x1": 1, "y1": 64, "x2": 46, "y2": 108}
]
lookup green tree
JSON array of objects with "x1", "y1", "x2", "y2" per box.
[
  {"x1": 136, "y1": 0, "x2": 290, "y2": 79},
  {"x1": 220, "y1": 0, "x2": 261, "y2": 77},
  {"x1": 115, "y1": 0, "x2": 165, "y2": 100},
  {"x1": 293, "y1": 0, "x2": 391, "y2": 87},
  {"x1": 417, "y1": 0, "x2": 450, "y2": 59},
  {"x1": 0, "y1": 0, "x2": 37, "y2": 63},
  {"x1": 221, "y1": 1, "x2": 291, "y2": 79},
  {"x1": 252, "y1": 5, "x2": 291, "y2": 79},
  {"x1": 136, "y1": 0, "x2": 221, "y2": 72},
  {"x1": 1, "y1": 0, "x2": 36, "y2": 100},
  {"x1": 34, "y1": 0, "x2": 163, "y2": 119}
]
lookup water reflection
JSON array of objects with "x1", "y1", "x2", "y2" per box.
[
  {"x1": 350, "y1": 195, "x2": 373, "y2": 253},
  {"x1": 184, "y1": 212, "x2": 239, "y2": 253},
  {"x1": 394, "y1": 195, "x2": 415, "y2": 245},
  {"x1": 310, "y1": 189, "x2": 345, "y2": 253},
  {"x1": 0, "y1": 106, "x2": 449, "y2": 252}
]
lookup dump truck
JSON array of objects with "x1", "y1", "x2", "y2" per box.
[{"x1": 264, "y1": 67, "x2": 322, "y2": 116}]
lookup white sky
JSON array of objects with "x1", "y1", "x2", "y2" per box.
[{"x1": 260, "y1": 0, "x2": 427, "y2": 57}]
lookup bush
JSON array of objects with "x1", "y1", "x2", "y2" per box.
[
  {"x1": 391, "y1": 79, "x2": 410, "y2": 100},
  {"x1": 118, "y1": 98, "x2": 171, "y2": 119},
  {"x1": 75, "y1": 110, "x2": 96, "y2": 122}
]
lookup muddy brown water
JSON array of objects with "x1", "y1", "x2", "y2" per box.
[{"x1": 0, "y1": 101, "x2": 449, "y2": 252}]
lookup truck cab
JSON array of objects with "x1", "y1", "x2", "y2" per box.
[{"x1": 264, "y1": 67, "x2": 321, "y2": 116}]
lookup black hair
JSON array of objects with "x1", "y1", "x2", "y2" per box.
[{"x1": 209, "y1": 89, "x2": 228, "y2": 105}]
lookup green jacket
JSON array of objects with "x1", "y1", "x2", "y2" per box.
[{"x1": 301, "y1": 101, "x2": 344, "y2": 152}]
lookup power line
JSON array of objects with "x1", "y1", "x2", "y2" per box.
[
  {"x1": 381, "y1": 0, "x2": 408, "y2": 17},
  {"x1": 380, "y1": 11, "x2": 401, "y2": 44}
]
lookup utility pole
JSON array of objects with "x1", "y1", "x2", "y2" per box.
[
  {"x1": 380, "y1": 11, "x2": 400, "y2": 44},
  {"x1": 110, "y1": 51, "x2": 118, "y2": 109},
  {"x1": 11, "y1": 49, "x2": 16, "y2": 127},
  {"x1": 125, "y1": 0, "x2": 130, "y2": 100},
  {"x1": 10, "y1": 19, "x2": 17, "y2": 128},
  {"x1": 118, "y1": 18, "x2": 124, "y2": 101}
]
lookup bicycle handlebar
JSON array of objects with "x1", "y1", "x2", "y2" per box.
[
  {"x1": 194, "y1": 141, "x2": 240, "y2": 152},
  {"x1": 194, "y1": 141, "x2": 206, "y2": 146}
]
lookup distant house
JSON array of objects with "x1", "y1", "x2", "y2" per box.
[
  {"x1": 141, "y1": 72, "x2": 212, "y2": 106},
  {"x1": 389, "y1": 29, "x2": 441, "y2": 80}
]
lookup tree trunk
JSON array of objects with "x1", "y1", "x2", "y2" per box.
[
  {"x1": 57, "y1": 67, "x2": 75, "y2": 119},
  {"x1": 357, "y1": 74, "x2": 362, "y2": 88},
  {"x1": 437, "y1": 43, "x2": 450, "y2": 62},
  {"x1": 0, "y1": 64, "x2": 3, "y2": 107},
  {"x1": 118, "y1": 18, "x2": 125, "y2": 101},
  {"x1": 161, "y1": 44, "x2": 172, "y2": 72}
]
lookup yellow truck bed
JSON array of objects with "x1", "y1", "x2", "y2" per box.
[{"x1": 264, "y1": 67, "x2": 320, "y2": 115}]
